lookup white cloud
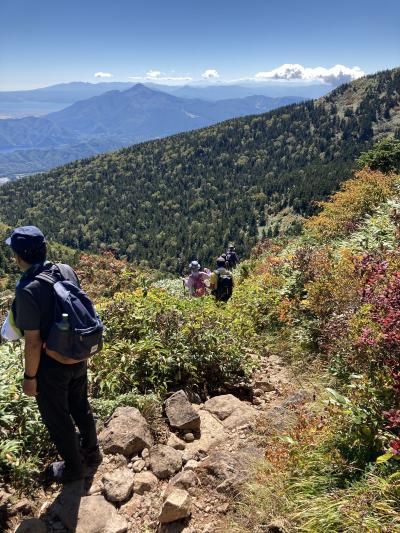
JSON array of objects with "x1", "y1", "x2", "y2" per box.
[
  {"x1": 146, "y1": 70, "x2": 162, "y2": 79},
  {"x1": 202, "y1": 69, "x2": 220, "y2": 80},
  {"x1": 94, "y1": 72, "x2": 113, "y2": 78},
  {"x1": 129, "y1": 70, "x2": 192, "y2": 83},
  {"x1": 254, "y1": 64, "x2": 365, "y2": 85}
]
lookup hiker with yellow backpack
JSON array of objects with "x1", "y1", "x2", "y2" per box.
[{"x1": 210, "y1": 256, "x2": 234, "y2": 302}]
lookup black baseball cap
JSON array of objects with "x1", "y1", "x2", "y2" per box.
[{"x1": 5, "y1": 226, "x2": 45, "y2": 255}]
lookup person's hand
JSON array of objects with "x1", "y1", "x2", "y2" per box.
[{"x1": 22, "y1": 378, "x2": 37, "y2": 396}]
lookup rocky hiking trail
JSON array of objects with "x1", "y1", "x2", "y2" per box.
[{"x1": 5, "y1": 352, "x2": 314, "y2": 533}]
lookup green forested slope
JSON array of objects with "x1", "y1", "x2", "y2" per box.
[{"x1": 0, "y1": 68, "x2": 398, "y2": 272}]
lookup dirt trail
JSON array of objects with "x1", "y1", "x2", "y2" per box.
[{"x1": 6, "y1": 351, "x2": 312, "y2": 533}]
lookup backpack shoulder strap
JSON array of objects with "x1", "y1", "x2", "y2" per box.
[
  {"x1": 35, "y1": 263, "x2": 71, "y2": 286},
  {"x1": 35, "y1": 263, "x2": 58, "y2": 285}
]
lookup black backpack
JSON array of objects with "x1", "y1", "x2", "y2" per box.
[
  {"x1": 36, "y1": 264, "x2": 103, "y2": 360},
  {"x1": 214, "y1": 270, "x2": 233, "y2": 301},
  {"x1": 226, "y1": 251, "x2": 238, "y2": 269}
]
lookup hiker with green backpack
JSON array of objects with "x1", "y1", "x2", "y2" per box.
[{"x1": 210, "y1": 256, "x2": 234, "y2": 302}]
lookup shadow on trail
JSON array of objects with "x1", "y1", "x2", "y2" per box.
[{"x1": 38, "y1": 468, "x2": 98, "y2": 531}]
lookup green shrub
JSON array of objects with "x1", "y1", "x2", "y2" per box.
[{"x1": 91, "y1": 289, "x2": 255, "y2": 398}]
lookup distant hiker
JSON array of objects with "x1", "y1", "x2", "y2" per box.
[
  {"x1": 185, "y1": 260, "x2": 210, "y2": 297},
  {"x1": 2, "y1": 226, "x2": 103, "y2": 484},
  {"x1": 210, "y1": 256, "x2": 234, "y2": 302},
  {"x1": 220, "y1": 253, "x2": 229, "y2": 269},
  {"x1": 225, "y1": 245, "x2": 239, "y2": 269}
]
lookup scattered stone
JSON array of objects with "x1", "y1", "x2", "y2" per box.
[
  {"x1": 132, "y1": 459, "x2": 146, "y2": 473},
  {"x1": 183, "y1": 432, "x2": 195, "y2": 443},
  {"x1": 203, "y1": 394, "x2": 255, "y2": 429},
  {"x1": 281, "y1": 390, "x2": 311, "y2": 407},
  {"x1": 98, "y1": 406, "x2": 153, "y2": 457},
  {"x1": 141, "y1": 448, "x2": 150, "y2": 459},
  {"x1": 165, "y1": 391, "x2": 201, "y2": 431},
  {"x1": 253, "y1": 388, "x2": 264, "y2": 397},
  {"x1": 167, "y1": 433, "x2": 186, "y2": 450},
  {"x1": 253, "y1": 379, "x2": 276, "y2": 392},
  {"x1": 159, "y1": 488, "x2": 191, "y2": 523},
  {"x1": 169, "y1": 470, "x2": 199, "y2": 490},
  {"x1": 196, "y1": 451, "x2": 240, "y2": 482},
  {"x1": 183, "y1": 460, "x2": 199, "y2": 471},
  {"x1": 120, "y1": 493, "x2": 143, "y2": 517},
  {"x1": 15, "y1": 519, "x2": 47, "y2": 533},
  {"x1": 216, "y1": 476, "x2": 244, "y2": 495},
  {"x1": 102, "y1": 466, "x2": 135, "y2": 503},
  {"x1": 217, "y1": 503, "x2": 230, "y2": 514},
  {"x1": 11, "y1": 498, "x2": 33, "y2": 516},
  {"x1": 181, "y1": 450, "x2": 195, "y2": 464},
  {"x1": 149, "y1": 445, "x2": 182, "y2": 479},
  {"x1": 253, "y1": 397, "x2": 263, "y2": 406},
  {"x1": 133, "y1": 471, "x2": 158, "y2": 495}
]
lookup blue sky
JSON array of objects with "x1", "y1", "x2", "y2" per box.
[{"x1": 0, "y1": 0, "x2": 399, "y2": 90}]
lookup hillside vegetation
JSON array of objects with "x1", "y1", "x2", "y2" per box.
[
  {"x1": 0, "y1": 85, "x2": 303, "y2": 176},
  {"x1": 0, "y1": 68, "x2": 399, "y2": 273},
  {"x1": 229, "y1": 139, "x2": 400, "y2": 532},
  {"x1": 1, "y1": 140, "x2": 400, "y2": 531}
]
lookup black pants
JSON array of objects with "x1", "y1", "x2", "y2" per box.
[{"x1": 36, "y1": 354, "x2": 98, "y2": 473}]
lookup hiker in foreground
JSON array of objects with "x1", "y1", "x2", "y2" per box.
[
  {"x1": 184, "y1": 260, "x2": 211, "y2": 297},
  {"x1": 3, "y1": 226, "x2": 103, "y2": 483},
  {"x1": 210, "y1": 256, "x2": 234, "y2": 302}
]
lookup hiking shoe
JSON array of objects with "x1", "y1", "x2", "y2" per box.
[
  {"x1": 83, "y1": 446, "x2": 103, "y2": 468},
  {"x1": 47, "y1": 461, "x2": 86, "y2": 484}
]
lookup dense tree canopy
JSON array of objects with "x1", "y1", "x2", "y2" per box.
[{"x1": 0, "y1": 68, "x2": 398, "y2": 273}]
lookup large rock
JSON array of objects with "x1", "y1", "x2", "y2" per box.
[
  {"x1": 133, "y1": 471, "x2": 158, "y2": 495},
  {"x1": 53, "y1": 493, "x2": 128, "y2": 533},
  {"x1": 159, "y1": 488, "x2": 191, "y2": 523},
  {"x1": 204, "y1": 394, "x2": 245, "y2": 420},
  {"x1": 169, "y1": 470, "x2": 199, "y2": 490},
  {"x1": 149, "y1": 445, "x2": 182, "y2": 479},
  {"x1": 184, "y1": 409, "x2": 226, "y2": 456},
  {"x1": 102, "y1": 466, "x2": 135, "y2": 503},
  {"x1": 204, "y1": 395, "x2": 256, "y2": 429},
  {"x1": 197, "y1": 451, "x2": 240, "y2": 482},
  {"x1": 98, "y1": 406, "x2": 153, "y2": 457},
  {"x1": 165, "y1": 391, "x2": 200, "y2": 430}
]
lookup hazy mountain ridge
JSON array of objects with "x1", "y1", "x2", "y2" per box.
[
  {"x1": 0, "y1": 80, "x2": 327, "y2": 118},
  {"x1": 0, "y1": 68, "x2": 398, "y2": 272},
  {"x1": 0, "y1": 85, "x2": 305, "y2": 176}
]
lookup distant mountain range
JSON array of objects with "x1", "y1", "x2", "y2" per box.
[
  {"x1": 0, "y1": 81, "x2": 330, "y2": 119},
  {"x1": 0, "y1": 68, "x2": 398, "y2": 272},
  {"x1": 0, "y1": 84, "x2": 304, "y2": 177}
]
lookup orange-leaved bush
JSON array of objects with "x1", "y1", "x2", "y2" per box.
[{"x1": 306, "y1": 169, "x2": 399, "y2": 240}]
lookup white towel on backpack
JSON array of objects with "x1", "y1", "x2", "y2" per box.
[{"x1": 1, "y1": 309, "x2": 22, "y2": 341}]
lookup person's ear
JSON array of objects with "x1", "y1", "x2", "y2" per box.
[{"x1": 13, "y1": 252, "x2": 22, "y2": 269}]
